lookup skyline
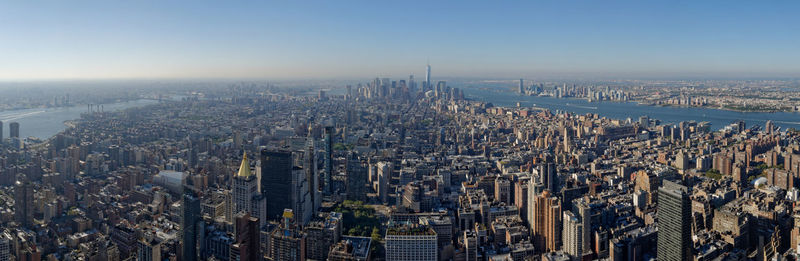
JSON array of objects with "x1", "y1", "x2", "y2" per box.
[{"x1": 2, "y1": 1, "x2": 800, "y2": 80}]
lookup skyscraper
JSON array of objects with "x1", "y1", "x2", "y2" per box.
[
  {"x1": 231, "y1": 213, "x2": 261, "y2": 261},
  {"x1": 529, "y1": 190, "x2": 561, "y2": 253},
  {"x1": 436, "y1": 81, "x2": 446, "y2": 98},
  {"x1": 233, "y1": 152, "x2": 266, "y2": 227},
  {"x1": 657, "y1": 180, "x2": 691, "y2": 261},
  {"x1": 14, "y1": 177, "x2": 34, "y2": 227},
  {"x1": 425, "y1": 63, "x2": 431, "y2": 91},
  {"x1": 519, "y1": 78, "x2": 524, "y2": 94},
  {"x1": 137, "y1": 237, "x2": 162, "y2": 261},
  {"x1": 261, "y1": 149, "x2": 293, "y2": 220},
  {"x1": 536, "y1": 159, "x2": 557, "y2": 193},
  {"x1": 573, "y1": 199, "x2": 592, "y2": 257},
  {"x1": 346, "y1": 152, "x2": 367, "y2": 201},
  {"x1": 291, "y1": 165, "x2": 313, "y2": 226},
  {"x1": 9, "y1": 122, "x2": 19, "y2": 138},
  {"x1": 376, "y1": 161, "x2": 392, "y2": 203},
  {"x1": 181, "y1": 190, "x2": 201, "y2": 261},
  {"x1": 323, "y1": 126, "x2": 334, "y2": 195},
  {"x1": 562, "y1": 210, "x2": 583, "y2": 260},
  {"x1": 409, "y1": 74, "x2": 416, "y2": 93},
  {"x1": 303, "y1": 138, "x2": 321, "y2": 216},
  {"x1": 0, "y1": 120, "x2": 3, "y2": 141}
]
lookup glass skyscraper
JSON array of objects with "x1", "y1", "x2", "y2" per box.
[{"x1": 657, "y1": 180, "x2": 692, "y2": 261}]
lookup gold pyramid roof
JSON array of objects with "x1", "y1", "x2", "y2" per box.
[{"x1": 236, "y1": 152, "x2": 252, "y2": 177}]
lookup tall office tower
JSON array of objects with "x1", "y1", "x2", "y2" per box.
[
  {"x1": 385, "y1": 226, "x2": 437, "y2": 261},
  {"x1": 515, "y1": 178, "x2": 530, "y2": 222},
  {"x1": 0, "y1": 120, "x2": 3, "y2": 141},
  {"x1": 537, "y1": 160, "x2": 557, "y2": 192},
  {"x1": 9, "y1": 122, "x2": 19, "y2": 138},
  {"x1": 270, "y1": 209, "x2": 306, "y2": 261},
  {"x1": 529, "y1": 190, "x2": 561, "y2": 253},
  {"x1": 303, "y1": 138, "x2": 321, "y2": 215},
  {"x1": 409, "y1": 75, "x2": 416, "y2": 94},
  {"x1": 792, "y1": 215, "x2": 800, "y2": 254},
  {"x1": 14, "y1": 177, "x2": 34, "y2": 227},
  {"x1": 346, "y1": 153, "x2": 367, "y2": 201},
  {"x1": 261, "y1": 149, "x2": 293, "y2": 220},
  {"x1": 231, "y1": 213, "x2": 261, "y2": 261},
  {"x1": 573, "y1": 199, "x2": 592, "y2": 257},
  {"x1": 436, "y1": 81, "x2": 446, "y2": 98},
  {"x1": 323, "y1": 126, "x2": 334, "y2": 194},
  {"x1": 425, "y1": 63, "x2": 431, "y2": 91},
  {"x1": 181, "y1": 190, "x2": 201, "y2": 261},
  {"x1": 657, "y1": 180, "x2": 691, "y2": 261},
  {"x1": 137, "y1": 237, "x2": 162, "y2": 261},
  {"x1": 233, "y1": 152, "x2": 267, "y2": 227},
  {"x1": 562, "y1": 211, "x2": 583, "y2": 260},
  {"x1": 376, "y1": 161, "x2": 392, "y2": 203},
  {"x1": 292, "y1": 165, "x2": 313, "y2": 226},
  {"x1": 519, "y1": 78, "x2": 524, "y2": 94}
]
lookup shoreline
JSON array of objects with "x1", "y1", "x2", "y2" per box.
[
  {"x1": 634, "y1": 101, "x2": 798, "y2": 113},
  {"x1": 510, "y1": 90, "x2": 797, "y2": 114},
  {"x1": 465, "y1": 88, "x2": 800, "y2": 131},
  {"x1": 3, "y1": 99, "x2": 161, "y2": 141}
]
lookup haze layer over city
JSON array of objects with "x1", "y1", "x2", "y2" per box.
[{"x1": 0, "y1": 1, "x2": 799, "y2": 261}]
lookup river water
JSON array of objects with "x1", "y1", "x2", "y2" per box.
[
  {"x1": 464, "y1": 88, "x2": 800, "y2": 131},
  {"x1": 3, "y1": 86, "x2": 797, "y2": 139},
  {"x1": 0, "y1": 99, "x2": 159, "y2": 139}
]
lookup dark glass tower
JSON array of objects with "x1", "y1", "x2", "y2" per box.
[
  {"x1": 657, "y1": 180, "x2": 692, "y2": 261},
  {"x1": 14, "y1": 177, "x2": 34, "y2": 227},
  {"x1": 261, "y1": 149, "x2": 293, "y2": 219},
  {"x1": 9, "y1": 122, "x2": 19, "y2": 138},
  {"x1": 181, "y1": 190, "x2": 201, "y2": 260}
]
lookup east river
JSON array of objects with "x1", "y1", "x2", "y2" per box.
[
  {"x1": 0, "y1": 99, "x2": 159, "y2": 139},
  {"x1": 464, "y1": 88, "x2": 800, "y2": 131}
]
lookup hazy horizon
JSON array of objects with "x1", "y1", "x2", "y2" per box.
[{"x1": 2, "y1": 1, "x2": 799, "y2": 80}]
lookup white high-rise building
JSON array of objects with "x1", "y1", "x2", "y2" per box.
[{"x1": 562, "y1": 210, "x2": 583, "y2": 260}]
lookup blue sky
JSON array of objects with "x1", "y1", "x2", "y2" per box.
[{"x1": 1, "y1": 1, "x2": 798, "y2": 80}]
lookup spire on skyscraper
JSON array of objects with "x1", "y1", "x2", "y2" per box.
[{"x1": 237, "y1": 152, "x2": 252, "y2": 177}]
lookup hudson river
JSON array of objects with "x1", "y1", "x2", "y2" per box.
[{"x1": 465, "y1": 88, "x2": 800, "y2": 131}]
